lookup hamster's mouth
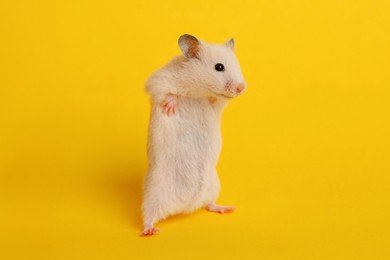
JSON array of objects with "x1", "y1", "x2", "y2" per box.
[
  {"x1": 214, "y1": 92, "x2": 235, "y2": 99},
  {"x1": 219, "y1": 94, "x2": 233, "y2": 99}
]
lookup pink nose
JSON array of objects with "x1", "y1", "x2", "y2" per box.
[{"x1": 235, "y1": 84, "x2": 245, "y2": 94}]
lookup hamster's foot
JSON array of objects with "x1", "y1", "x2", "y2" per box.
[
  {"x1": 206, "y1": 204, "x2": 236, "y2": 214},
  {"x1": 141, "y1": 226, "x2": 160, "y2": 237},
  {"x1": 161, "y1": 94, "x2": 177, "y2": 116}
]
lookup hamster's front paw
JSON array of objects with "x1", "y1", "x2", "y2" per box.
[{"x1": 161, "y1": 94, "x2": 178, "y2": 116}]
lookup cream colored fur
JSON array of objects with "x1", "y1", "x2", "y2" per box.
[{"x1": 142, "y1": 35, "x2": 245, "y2": 235}]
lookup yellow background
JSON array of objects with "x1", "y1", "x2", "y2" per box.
[{"x1": 1, "y1": 0, "x2": 389, "y2": 259}]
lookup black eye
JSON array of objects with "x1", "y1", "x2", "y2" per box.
[{"x1": 215, "y1": 63, "x2": 225, "y2": 72}]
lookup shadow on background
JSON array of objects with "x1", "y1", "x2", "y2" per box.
[
  {"x1": 99, "y1": 162, "x2": 208, "y2": 232},
  {"x1": 99, "y1": 163, "x2": 145, "y2": 230}
]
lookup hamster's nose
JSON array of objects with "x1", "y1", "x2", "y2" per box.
[{"x1": 235, "y1": 83, "x2": 246, "y2": 94}]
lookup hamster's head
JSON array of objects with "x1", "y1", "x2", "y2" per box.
[{"x1": 178, "y1": 34, "x2": 246, "y2": 99}]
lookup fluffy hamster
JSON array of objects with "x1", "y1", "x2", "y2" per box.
[{"x1": 142, "y1": 34, "x2": 246, "y2": 236}]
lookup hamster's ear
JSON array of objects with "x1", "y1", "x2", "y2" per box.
[
  {"x1": 178, "y1": 34, "x2": 201, "y2": 59},
  {"x1": 225, "y1": 38, "x2": 235, "y2": 51}
]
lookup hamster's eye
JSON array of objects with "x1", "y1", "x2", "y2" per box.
[{"x1": 215, "y1": 63, "x2": 225, "y2": 72}]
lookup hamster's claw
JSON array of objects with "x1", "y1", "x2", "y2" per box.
[
  {"x1": 206, "y1": 204, "x2": 236, "y2": 214},
  {"x1": 141, "y1": 226, "x2": 160, "y2": 237},
  {"x1": 161, "y1": 94, "x2": 178, "y2": 116}
]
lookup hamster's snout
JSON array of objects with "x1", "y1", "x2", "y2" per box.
[
  {"x1": 235, "y1": 83, "x2": 246, "y2": 94},
  {"x1": 224, "y1": 81, "x2": 246, "y2": 97}
]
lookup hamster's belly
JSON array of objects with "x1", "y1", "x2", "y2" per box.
[
  {"x1": 147, "y1": 98, "x2": 222, "y2": 199},
  {"x1": 175, "y1": 99, "x2": 221, "y2": 169}
]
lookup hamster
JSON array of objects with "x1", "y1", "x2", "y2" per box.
[{"x1": 141, "y1": 34, "x2": 246, "y2": 236}]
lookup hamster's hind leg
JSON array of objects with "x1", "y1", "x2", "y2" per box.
[
  {"x1": 141, "y1": 185, "x2": 177, "y2": 236},
  {"x1": 141, "y1": 207, "x2": 162, "y2": 236},
  {"x1": 141, "y1": 207, "x2": 160, "y2": 236},
  {"x1": 141, "y1": 193, "x2": 164, "y2": 236},
  {"x1": 206, "y1": 203, "x2": 236, "y2": 214}
]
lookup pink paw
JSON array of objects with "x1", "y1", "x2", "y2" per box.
[
  {"x1": 141, "y1": 226, "x2": 160, "y2": 237},
  {"x1": 207, "y1": 204, "x2": 236, "y2": 214},
  {"x1": 161, "y1": 94, "x2": 177, "y2": 116}
]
